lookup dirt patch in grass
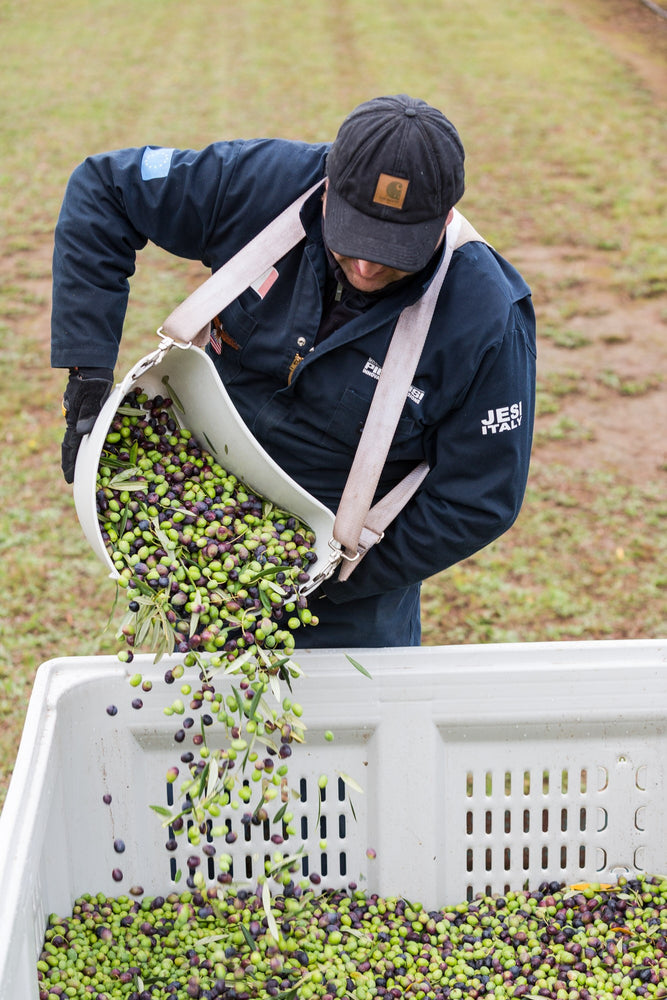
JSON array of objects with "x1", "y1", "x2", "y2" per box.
[
  {"x1": 511, "y1": 242, "x2": 667, "y2": 482},
  {"x1": 502, "y1": 0, "x2": 667, "y2": 484},
  {"x1": 560, "y1": 0, "x2": 667, "y2": 99}
]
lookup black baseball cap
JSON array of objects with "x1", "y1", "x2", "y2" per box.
[{"x1": 324, "y1": 94, "x2": 465, "y2": 272}]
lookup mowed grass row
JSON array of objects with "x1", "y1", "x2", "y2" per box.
[{"x1": 0, "y1": 0, "x2": 665, "y2": 804}]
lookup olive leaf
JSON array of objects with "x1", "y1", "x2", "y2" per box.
[
  {"x1": 118, "y1": 500, "x2": 130, "y2": 536},
  {"x1": 116, "y1": 404, "x2": 149, "y2": 417},
  {"x1": 346, "y1": 653, "x2": 373, "y2": 679},
  {"x1": 160, "y1": 375, "x2": 185, "y2": 413},
  {"x1": 108, "y1": 476, "x2": 146, "y2": 491},
  {"x1": 269, "y1": 671, "x2": 281, "y2": 704},
  {"x1": 251, "y1": 733, "x2": 280, "y2": 753},
  {"x1": 196, "y1": 761, "x2": 211, "y2": 801},
  {"x1": 240, "y1": 924, "x2": 256, "y2": 950},
  {"x1": 261, "y1": 880, "x2": 280, "y2": 942},
  {"x1": 272, "y1": 803, "x2": 288, "y2": 825},
  {"x1": 247, "y1": 685, "x2": 264, "y2": 721},
  {"x1": 206, "y1": 757, "x2": 221, "y2": 800},
  {"x1": 337, "y1": 771, "x2": 364, "y2": 795},
  {"x1": 259, "y1": 588, "x2": 274, "y2": 613},
  {"x1": 149, "y1": 804, "x2": 173, "y2": 818}
]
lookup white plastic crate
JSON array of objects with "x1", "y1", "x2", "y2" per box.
[{"x1": 0, "y1": 639, "x2": 666, "y2": 998}]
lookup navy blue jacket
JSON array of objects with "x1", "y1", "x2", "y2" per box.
[{"x1": 51, "y1": 138, "x2": 536, "y2": 648}]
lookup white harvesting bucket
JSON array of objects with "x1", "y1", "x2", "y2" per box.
[{"x1": 73, "y1": 337, "x2": 341, "y2": 595}]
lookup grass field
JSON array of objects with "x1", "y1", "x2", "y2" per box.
[{"x1": 0, "y1": 0, "x2": 665, "y2": 806}]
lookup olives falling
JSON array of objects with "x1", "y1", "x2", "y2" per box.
[{"x1": 96, "y1": 389, "x2": 322, "y2": 865}]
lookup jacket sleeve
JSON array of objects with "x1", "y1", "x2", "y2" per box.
[
  {"x1": 50, "y1": 139, "x2": 328, "y2": 370},
  {"x1": 51, "y1": 144, "x2": 233, "y2": 369},
  {"x1": 320, "y1": 293, "x2": 536, "y2": 604}
]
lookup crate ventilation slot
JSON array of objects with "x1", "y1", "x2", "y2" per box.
[
  {"x1": 461, "y1": 762, "x2": 650, "y2": 901},
  {"x1": 164, "y1": 773, "x2": 355, "y2": 887}
]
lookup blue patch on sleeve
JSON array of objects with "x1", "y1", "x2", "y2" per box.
[{"x1": 140, "y1": 147, "x2": 175, "y2": 180}]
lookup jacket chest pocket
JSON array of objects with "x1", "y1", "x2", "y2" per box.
[{"x1": 324, "y1": 386, "x2": 419, "y2": 455}]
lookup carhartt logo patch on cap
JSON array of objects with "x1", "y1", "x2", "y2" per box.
[{"x1": 373, "y1": 173, "x2": 409, "y2": 209}]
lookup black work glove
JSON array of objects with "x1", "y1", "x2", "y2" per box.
[{"x1": 61, "y1": 367, "x2": 113, "y2": 483}]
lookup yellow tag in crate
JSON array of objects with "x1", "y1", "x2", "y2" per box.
[{"x1": 568, "y1": 882, "x2": 614, "y2": 891}]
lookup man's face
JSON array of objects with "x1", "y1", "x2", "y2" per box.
[
  {"x1": 322, "y1": 184, "x2": 450, "y2": 293},
  {"x1": 329, "y1": 251, "x2": 414, "y2": 293}
]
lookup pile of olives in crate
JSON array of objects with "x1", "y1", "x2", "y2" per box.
[{"x1": 38, "y1": 875, "x2": 667, "y2": 999}]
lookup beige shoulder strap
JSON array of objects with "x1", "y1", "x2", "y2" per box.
[
  {"x1": 160, "y1": 179, "x2": 324, "y2": 344},
  {"x1": 334, "y1": 209, "x2": 488, "y2": 579},
  {"x1": 455, "y1": 212, "x2": 487, "y2": 248}
]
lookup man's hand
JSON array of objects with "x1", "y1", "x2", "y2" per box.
[{"x1": 61, "y1": 367, "x2": 113, "y2": 483}]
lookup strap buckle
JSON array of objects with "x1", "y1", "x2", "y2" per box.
[
  {"x1": 155, "y1": 327, "x2": 196, "y2": 351},
  {"x1": 328, "y1": 537, "x2": 359, "y2": 563}
]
